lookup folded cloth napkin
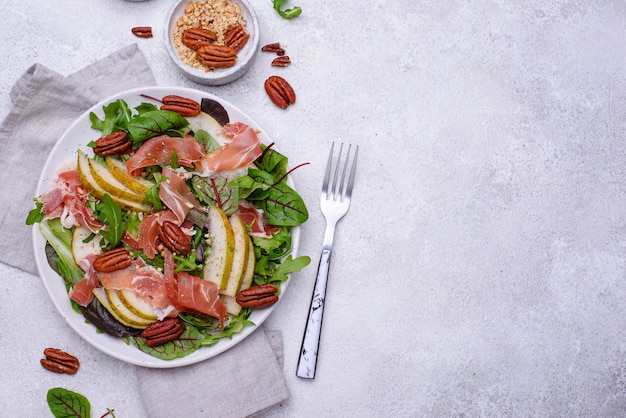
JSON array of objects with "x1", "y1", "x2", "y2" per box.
[{"x1": 0, "y1": 44, "x2": 289, "y2": 418}]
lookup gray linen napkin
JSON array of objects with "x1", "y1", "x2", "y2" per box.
[{"x1": 0, "y1": 44, "x2": 289, "y2": 418}]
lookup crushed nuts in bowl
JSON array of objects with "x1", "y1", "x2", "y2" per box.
[{"x1": 165, "y1": 0, "x2": 260, "y2": 85}]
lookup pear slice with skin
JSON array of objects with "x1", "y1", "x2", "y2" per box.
[
  {"x1": 222, "y1": 236, "x2": 256, "y2": 315},
  {"x1": 89, "y1": 158, "x2": 144, "y2": 203},
  {"x1": 105, "y1": 288, "x2": 155, "y2": 328},
  {"x1": 105, "y1": 156, "x2": 154, "y2": 196},
  {"x1": 187, "y1": 112, "x2": 225, "y2": 145},
  {"x1": 77, "y1": 150, "x2": 151, "y2": 213},
  {"x1": 203, "y1": 205, "x2": 235, "y2": 291},
  {"x1": 71, "y1": 225, "x2": 102, "y2": 271},
  {"x1": 117, "y1": 289, "x2": 158, "y2": 321},
  {"x1": 221, "y1": 214, "x2": 249, "y2": 297},
  {"x1": 92, "y1": 288, "x2": 145, "y2": 329}
]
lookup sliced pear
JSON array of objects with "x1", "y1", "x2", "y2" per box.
[
  {"x1": 239, "y1": 236, "x2": 256, "y2": 292},
  {"x1": 77, "y1": 150, "x2": 151, "y2": 213},
  {"x1": 187, "y1": 112, "x2": 225, "y2": 145},
  {"x1": 89, "y1": 158, "x2": 144, "y2": 203},
  {"x1": 221, "y1": 214, "x2": 249, "y2": 297},
  {"x1": 203, "y1": 205, "x2": 235, "y2": 290},
  {"x1": 105, "y1": 156, "x2": 154, "y2": 196},
  {"x1": 92, "y1": 288, "x2": 145, "y2": 329},
  {"x1": 222, "y1": 295, "x2": 242, "y2": 316},
  {"x1": 72, "y1": 225, "x2": 102, "y2": 271},
  {"x1": 117, "y1": 289, "x2": 159, "y2": 321},
  {"x1": 105, "y1": 288, "x2": 154, "y2": 328},
  {"x1": 222, "y1": 237, "x2": 256, "y2": 316}
]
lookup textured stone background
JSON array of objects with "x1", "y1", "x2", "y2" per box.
[{"x1": 1, "y1": 0, "x2": 625, "y2": 416}]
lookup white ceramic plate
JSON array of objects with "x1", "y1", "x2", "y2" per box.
[{"x1": 33, "y1": 86, "x2": 300, "y2": 368}]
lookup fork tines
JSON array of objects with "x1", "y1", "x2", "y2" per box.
[{"x1": 324, "y1": 142, "x2": 359, "y2": 202}]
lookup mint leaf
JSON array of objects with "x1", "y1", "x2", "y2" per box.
[{"x1": 47, "y1": 387, "x2": 91, "y2": 418}]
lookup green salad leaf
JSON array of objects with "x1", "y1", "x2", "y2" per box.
[
  {"x1": 272, "y1": 0, "x2": 302, "y2": 19},
  {"x1": 47, "y1": 387, "x2": 91, "y2": 418}
]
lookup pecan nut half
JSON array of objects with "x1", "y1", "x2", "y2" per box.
[
  {"x1": 93, "y1": 131, "x2": 132, "y2": 156},
  {"x1": 197, "y1": 44, "x2": 238, "y2": 69},
  {"x1": 271, "y1": 56, "x2": 291, "y2": 67},
  {"x1": 182, "y1": 28, "x2": 218, "y2": 50},
  {"x1": 236, "y1": 283, "x2": 279, "y2": 309},
  {"x1": 160, "y1": 95, "x2": 201, "y2": 117},
  {"x1": 41, "y1": 348, "x2": 80, "y2": 375},
  {"x1": 264, "y1": 76, "x2": 296, "y2": 109},
  {"x1": 224, "y1": 25, "x2": 250, "y2": 53},
  {"x1": 141, "y1": 317, "x2": 185, "y2": 347},
  {"x1": 93, "y1": 247, "x2": 132, "y2": 272},
  {"x1": 132, "y1": 26, "x2": 153, "y2": 38},
  {"x1": 157, "y1": 221, "x2": 191, "y2": 255},
  {"x1": 261, "y1": 42, "x2": 285, "y2": 56}
]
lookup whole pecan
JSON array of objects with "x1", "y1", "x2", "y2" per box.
[
  {"x1": 261, "y1": 42, "x2": 285, "y2": 56},
  {"x1": 236, "y1": 283, "x2": 279, "y2": 309},
  {"x1": 160, "y1": 95, "x2": 201, "y2": 117},
  {"x1": 271, "y1": 56, "x2": 291, "y2": 67},
  {"x1": 40, "y1": 348, "x2": 80, "y2": 375},
  {"x1": 141, "y1": 317, "x2": 185, "y2": 347},
  {"x1": 93, "y1": 247, "x2": 132, "y2": 272},
  {"x1": 157, "y1": 221, "x2": 191, "y2": 255},
  {"x1": 182, "y1": 28, "x2": 218, "y2": 50},
  {"x1": 197, "y1": 44, "x2": 237, "y2": 68},
  {"x1": 132, "y1": 26, "x2": 153, "y2": 38},
  {"x1": 224, "y1": 25, "x2": 250, "y2": 53},
  {"x1": 93, "y1": 131, "x2": 132, "y2": 156},
  {"x1": 264, "y1": 76, "x2": 296, "y2": 109}
]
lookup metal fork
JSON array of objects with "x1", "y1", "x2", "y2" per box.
[{"x1": 296, "y1": 142, "x2": 358, "y2": 379}]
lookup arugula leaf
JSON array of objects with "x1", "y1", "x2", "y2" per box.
[
  {"x1": 273, "y1": 0, "x2": 302, "y2": 19},
  {"x1": 271, "y1": 255, "x2": 310, "y2": 283},
  {"x1": 200, "y1": 309, "x2": 254, "y2": 346},
  {"x1": 96, "y1": 194, "x2": 127, "y2": 250},
  {"x1": 26, "y1": 200, "x2": 44, "y2": 225},
  {"x1": 89, "y1": 99, "x2": 132, "y2": 135},
  {"x1": 47, "y1": 387, "x2": 91, "y2": 418}
]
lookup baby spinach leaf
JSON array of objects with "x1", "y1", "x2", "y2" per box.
[
  {"x1": 191, "y1": 175, "x2": 239, "y2": 216},
  {"x1": 126, "y1": 110, "x2": 189, "y2": 143},
  {"x1": 261, "y1": 180, "x2": 309, "y2": 226},
  {"x1": 133, "y1": 327, "x2": 202, "y2": 360},
  {"x1": 47, "y1": 387, "x2": 91, "y2": 418}
]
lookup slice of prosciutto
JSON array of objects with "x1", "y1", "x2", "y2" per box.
[
  {"x1": 40, "y1": 169, "x2": 102, "y2": 233},
  {"x1": 195, "y1": 122, "x2": 262, "y2": 174},
  {"x1": 125, "y1": 134, "x2": 205, "y2": 177},
  {"x1": 159, "y1": 167, "x2": 205, "y2": 224},
  {"x1": 236, "y1": 200, "x2": 280, "y2": 238}
]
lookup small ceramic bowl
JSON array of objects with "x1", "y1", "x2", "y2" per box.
[{"x1": 164, "y1": 0, "x2": 260, "y2": 86}]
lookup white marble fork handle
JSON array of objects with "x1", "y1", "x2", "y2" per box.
[{"x1": 296, "y1": 240, "x2": 333, "y2": 379}]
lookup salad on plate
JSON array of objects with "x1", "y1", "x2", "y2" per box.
[{"x1": 27, "y1": 89, "x2": 310, "y2": 362}]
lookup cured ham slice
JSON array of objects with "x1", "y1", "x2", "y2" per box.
[
  {"x1": 236, "y1": 200, "x2": 280, "y2": 238},
  {"x1": 126, "y1": 134, "x2": 205, "y2": 177},
  {"x1": 159, "y1": 167, "x2": 205, "y2": 224},
  {"x1": 163, "y1": 249, "x2": 227, "y2": 328},
  {"x1": 195, "y1": 122, "x2": 262, "y2": 174},
  {"x1": 137, "y1": 210, "x2": 179, "y2": 259},
  {"x1": 69, "y1": 277, "x2": 95, "y2": 306},
  {"x1": 176, "y1": 272, "x2": 227, "y2": 329},
  {"x1": 40, "y1": 169, "x2": 102, "y2": 232}
]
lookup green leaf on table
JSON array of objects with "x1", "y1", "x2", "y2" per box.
[
  {"x1": 47, "y1": 387, "x2": 91, "y2": 418},
  {"x1": 273, "y1": 0, "x2": 302, "y2": 19}
]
